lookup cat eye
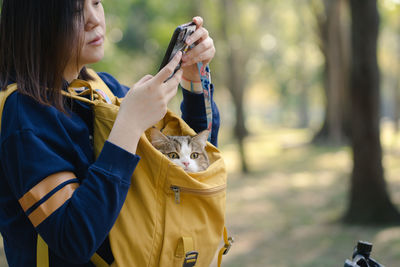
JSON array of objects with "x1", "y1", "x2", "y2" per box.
[
  {"x1": 190, "y1": 152, "x2": 199, "y2": 159},
  {"x1": 167, "y1": 152, "x2": 180, "y2": 159}
]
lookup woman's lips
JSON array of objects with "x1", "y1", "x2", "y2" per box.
[{"x1": 88, "y1": 36, "x2": 104, "y2": 46}]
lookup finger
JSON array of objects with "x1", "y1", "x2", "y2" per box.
[
  {"x1": 182, "y1": 47, "x2": 215, "y2": 67},
  {"x1": 153, "y1": 51, "x2": 182, "y2": 84},
  {"x1": 186, "y1": 27, "x2": 208, "y2": 46},
  {"x1": 135, "y1": 74, "x2": 153, "y2": 85},
  {"x1": 182, "y1": 38, "x2": 213, "y2": 62},
  {"x1": 165, "y1": 83, "x2": 179, "y2": 104},
  {"x1": 164, "y1": 70, "x2": 182, "y2": 102},
  {"x1": 164, "y1": 68, "x2": 183, "y2": 90},
  {"x1": 192, "y1": 16, "x2": 203, "y2": 28},
  {"x1": 162, "y1": 69, "x2": 182, "y2": 105}
]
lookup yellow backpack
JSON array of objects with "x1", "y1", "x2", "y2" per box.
[{"x1": 0, "y1": 69, "x2": 233, "y2": 267}]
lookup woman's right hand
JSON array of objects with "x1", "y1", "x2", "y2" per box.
[{"x1": 108, "y1": 51, "x2": 183, "y2": 154}]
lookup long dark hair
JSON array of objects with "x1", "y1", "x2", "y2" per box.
[{"x1": 0, "y1": 0, "x2": 92, "y2": 112}]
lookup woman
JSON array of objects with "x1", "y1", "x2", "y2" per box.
[{"x1": 0, "y1": 0, "x2": 219, "y2": 266}]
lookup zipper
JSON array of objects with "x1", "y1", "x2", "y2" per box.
[
  {"x1": 170, "y1": 184, "x2": 226, "y2": 204},
  {"x1": 171, "y1": 186, "x2": 181, "y2": 204}
]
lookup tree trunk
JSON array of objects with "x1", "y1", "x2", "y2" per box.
[
  {"x1": 295, "y1": 5, "x2": 310, "y2": 128},
  {"x1": 312, "y1": 0, "x2": 351, "y2": 145},
  {"x1": 343, "y1": 0, "x2": 400, "y2": 224},
  {"x1": 395, "y1": 73, "x2": 400, "y2": 132},
  {"x1": 394, "y1": 27, "x2": 400, "y2": 132},
  {"x1": 220, "y1": 0, "x2": 249, "y2": 173}
]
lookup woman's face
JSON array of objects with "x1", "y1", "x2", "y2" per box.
[{"x1": 79, "y1": 0, "x2": 106, "y2": 66}]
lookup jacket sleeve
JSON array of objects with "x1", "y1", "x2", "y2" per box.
[{"x1": 1, "y1": 129, "x2": 139, "y2": 264}]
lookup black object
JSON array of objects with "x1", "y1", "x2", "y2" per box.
[
  {"x1": 344, "y1": 241, "x2": 384, "y2": 267},
  {"x1": 182, "y1": 251, "x2": 198, "y2": 267},
  {"x1": 159, "y1": 22, "x2": 196, "y2": 79}
]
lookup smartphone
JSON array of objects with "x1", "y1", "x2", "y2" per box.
[{"x1": 159, "y1": 22, "x2": 197, "y2": 76}]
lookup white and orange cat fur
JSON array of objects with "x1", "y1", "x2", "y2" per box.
[{"x1": 150, "y1": 128, "x2": 210, "y2": 172}]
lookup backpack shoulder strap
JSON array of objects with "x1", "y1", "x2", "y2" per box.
[
  {"x1": 86, "y1": 69, "x2": 117, "y2": 104},
  {"x1": 0, "y1": 83, "x2": 19, "y2": 131},
  {"x1": 217, "y1": 226, "x2": 234, "y2": 267}
]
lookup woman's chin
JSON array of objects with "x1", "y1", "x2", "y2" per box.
[{"x1": 81, "y1": 50, "x2": 104, "y2": 65}]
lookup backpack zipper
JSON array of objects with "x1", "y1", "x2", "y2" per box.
[{"x1": 170, "y1": 184, "x2": 226, "y2": 204}]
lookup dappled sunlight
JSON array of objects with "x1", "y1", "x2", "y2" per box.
[
  {"x1": 221, "y1": 146, "x2": 242, "y2": 174},
  {"x1": 383, "y1": 153, "x2": 400, "y2": 183},
  {"x1": 313, "y1": 150, "x2": 351, "y2": 171},
  {"x1": 383, "y1": 0, "x2": 400, "y2": 10},
  {"x1": 373, "y1": 227, "x2": 400, "y2": 263},
  {"x1": 289, "y1": 226, "x2": 338, "y2": 265},
  {"x1": 221, "y1": 126, "x2": 400, "y2": 266},
  {"x1": 381, "y1": 121, "x2": 400, "y2": 156},
  {"x1": 374, "y1": 227, "x2": 400, "y2": 244},
  {"x1": 380, "y1": 123, "x2": 400, "y2": 206},
  {"x1": 290, "y1": 171, "x2": 335, "y2": 189},
  {"x1": 221, "y1": 127, "x2": 318, "y2": 174}
]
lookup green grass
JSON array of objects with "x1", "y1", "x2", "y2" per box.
[
  {"x1": 221, "y1": 170, "x2": 400, "y2": 266},
  {"x1": 219, "y1": 126, "x2": 400, "y2": 267},
  {"x1": 2, "y1": 126, "x2": 400, "y2": 266}
]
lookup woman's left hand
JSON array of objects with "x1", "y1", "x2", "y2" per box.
[{"x1": 181, "y1": 16, "x2": 216, "y2": 82}]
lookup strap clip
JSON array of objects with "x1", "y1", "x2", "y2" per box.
[
  {"x1": 223, "y1": 237, "x2": 234, "y2": 255},
  {"x1": 183, "y1": 251, "x2": 198, "y2": 267}
]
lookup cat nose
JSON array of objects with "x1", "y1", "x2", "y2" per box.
[{"x1": 183, "y1": 162, "x2": 190, "y2": 167}]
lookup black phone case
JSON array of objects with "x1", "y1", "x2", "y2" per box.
[{"x1": 159, "y1": 22, "x2": 196, "y2": 72}]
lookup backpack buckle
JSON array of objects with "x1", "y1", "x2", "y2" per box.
[
  {"x1": 223, "y1": 237, "x2": 235, "y2": 255},
  {"x1": 183, "y1": 251, "x2": 198, "y2": 267}
]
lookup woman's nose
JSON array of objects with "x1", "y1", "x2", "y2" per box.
[{"x1": 85, "y1": 8, "x2": 100, "y2": 31}]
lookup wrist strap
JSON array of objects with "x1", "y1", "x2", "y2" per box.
[
  {"x1": 181, "y1": 77, "x2": 202, "y2": 94},
  {"x1": 196, "y1": 62, "x2": 212, "y2": 142}
]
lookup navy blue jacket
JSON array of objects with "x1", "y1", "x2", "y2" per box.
[{"x1": 0, "y1": 72, "x2": 220, "y2": 266}]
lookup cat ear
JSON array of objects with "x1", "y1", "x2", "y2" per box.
[
  {"x1": 150, "y1": 127, "x2": 169, "y2": 149},
  {"x1": 192, "y1": 130, "x2": 210, "y2": 148}
]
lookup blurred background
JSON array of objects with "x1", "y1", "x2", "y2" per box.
[{"x1": 2, "y1": 0, "x2": 400, "y2": 266}]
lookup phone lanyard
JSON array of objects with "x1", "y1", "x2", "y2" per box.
[{"x1": 196, "y1": 62, "x2": 212, "y2": 142}]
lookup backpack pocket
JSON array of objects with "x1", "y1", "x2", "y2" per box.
[{"x1": 157, "y1": 156, "x2": 227, "y2": 267}]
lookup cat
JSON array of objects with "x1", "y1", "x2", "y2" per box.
[{"x1": 150, "y1": 128, "x2": 210, "y2": 172}]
